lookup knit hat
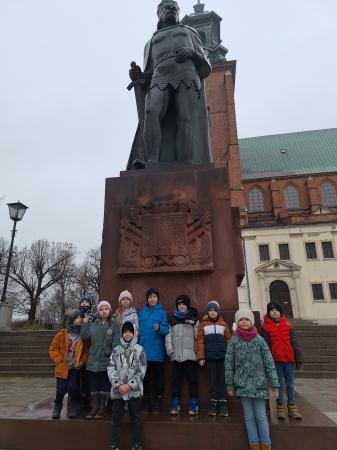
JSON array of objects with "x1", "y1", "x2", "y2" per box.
[
  {"x1": 79, "y1": 293, "x2": 95, "y2": 306},
  {"x1": 176, "y1": 294, "x2": 191, "y2": 309},
  {"x1": 267, "y1": 302, "x2": 283, "y2": 316},
  {"x1": 122, "y1": 321, "x2": 135, "y2": 335},
  {"x1": 207, "y1": 300, "x2": 220, "y2": 314},
  {"x1": 235, "y1": 309, "x2": 255, "y2": 326},
  {"x1": 118, "y1": 290, "x2": 133, "y2": 304},
  {"x1": 146, "y1": 288, "x2": 160, "y2": 302},
  {"x1": 97, "y1": 300, "x2": 112, "y2": 311}
]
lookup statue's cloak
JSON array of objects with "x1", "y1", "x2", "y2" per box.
[{"x1": 127, "y1": 25, "x2": 212, "y2": 170}]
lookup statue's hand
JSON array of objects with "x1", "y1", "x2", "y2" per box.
[
  {"x1": 176, "y1": 47, "x2": 195, "y2": 63},
  {"x1": 129, "y1": 64, "x2": 142, "y2": 81}
]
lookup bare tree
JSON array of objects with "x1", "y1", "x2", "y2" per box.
[
  {"x1": 8, "y1": 239, "x2": 77, "y2": 321},
  {"x1": 76, "y1": 247, "x2": 101, "y2": 296}
]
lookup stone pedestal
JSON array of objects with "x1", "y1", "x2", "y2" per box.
[
  {"x1": 100, "y1": 163, "x2": 244, "y2": 312},
  {"x1": 0, "y1": 302, "x2": 13, "y2": 332}
]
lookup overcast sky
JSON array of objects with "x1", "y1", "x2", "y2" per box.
[{"x1": 1, "y1": 0, "x2": 336, "y2": 256}]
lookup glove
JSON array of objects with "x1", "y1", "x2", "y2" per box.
[{"x1": 153, "y1": 322, "x2": 160, "y2": 332}]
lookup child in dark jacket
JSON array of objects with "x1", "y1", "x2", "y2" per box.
[
  {"x1": 49, "y1": 309, "x2": 88, "y2": 419},
  {"x1": 78, "y1": 293, "x2": 98, "y2": 323},
  {"x1": 138, "y1": 288, "x2": 169, "y2": 412},
  {"x1": 165, "y1": 295, "x2": 199, "y2": 415},
  {"x1": 81, "y1": 300, "x2": 120, "y2": 419},
  {"x1": 196, "y1": 300, "x2": 231, "y2": 416},
  {"x1": 107, "y1": 322, "x2": 147, "y2": 450},
  {"x1": 261, "y1": 302, "x2": 303, "y2": 420}
]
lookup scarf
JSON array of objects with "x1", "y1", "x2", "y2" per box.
[
  {"x1": 174, "y1": 310, "x2": 188, "y2": 320},
  {"x1": 66, "y1": 324, "x2": 81, "y2": 336},
  {"x1": 236, "y1": 325, "x2": 258, "y2": 342}
]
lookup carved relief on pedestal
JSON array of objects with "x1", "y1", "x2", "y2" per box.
[{"x1": 118, "y1": 201, "x2": 213, "y2": 273}]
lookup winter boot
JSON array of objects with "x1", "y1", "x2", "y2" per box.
[
  {"x1": 109, "y1": 445, "x2": 120, "y2": 450},
  {"x1": 288, "y1": 403, "x2": 302, "y2": 420},
  {"x1": 68, "y1": 402, "x2": 80, "y2": 419},
  {"x1": 260, "y1": 444, "x2": 271, "y2": 450},
  {"x1": 95, "y1": 392, "x2": 109, "y2": 419},
  {"x1": 276, "y1": 403, "x2": 287, "y2": 420},
  {"x1": 188, "y1": 397, "x2": 199, "y2": 416},
  {"x1": 208, "y1": 399, "x2": 217, "y2": 416},
  {"x1": 152, "y1": 395, "x2": 163, "y2": 413},
  {"x1": 170, "y1": 397, "x2": 181, "y2": 415},
  {"x1": 249, "y1": 444, "x2": 261, "y2": 450},
  {"x1": 52, "y1": 403, "x2": 62, "y2": 420},
  {"x1": 86, "y1": 392, "x2": 100, "y2": 419},
  {"x1": 218, "y1": 399, "x2": 229, "y2": 417},
  {"x1": 131, "y1": 443, "x2": 143, "y2": 450}
]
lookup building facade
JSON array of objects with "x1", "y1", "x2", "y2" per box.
[{"x1": 239, "y1": 129, "x2": 337, "y2": 321}]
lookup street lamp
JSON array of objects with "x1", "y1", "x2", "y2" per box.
[{"x1": 0, "y1": 201, "x2": 28, "y2": 331}]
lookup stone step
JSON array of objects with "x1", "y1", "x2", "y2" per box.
[
  {"x1": 0, "y1": 338, "x2": 53, "y2": 344},
  {"x1": 303, "y1": 362, "x2": 337, "y2": 371},
  {"x1": 302, "y1": 348, "x2": 337, "y2": 357},
  {"x1": 297, "y1": 330, "x2": 337, "y2": 337},
  {"x1": 0, "y1": 370, "x2": 52, "y2": 377},
  {"x1": 0, "y1": 364, "x2": 54, "y2": 372},
  {"x1": 298, "y1": 341, "x2": 337, "y2": 349},
  {"x1": 0, "y1": 358, "x2": 52, "y2": 365},
  {"x1": 0, "y1": 345, "x2": 52, "y2": 351},
  {"x1": 301, "y1": 355, "x2": 337, "y2": 363},
  {"x1": 0, "y1": 351, "x2": 49, "y2": 358},
  {"x1": 296, "y1": 370, "x2": 337, "y2": 379}
]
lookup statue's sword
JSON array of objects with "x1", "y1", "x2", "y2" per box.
[{"x1": 127, "y1": 61, "x2": 147, "y2": 165}]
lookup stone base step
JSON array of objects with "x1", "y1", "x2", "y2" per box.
[
  {"x1": 0, "y1": 371, "x2": 53, "y2": 377},
  {"x1": 296, "y1": 370, "x2": 337, "y2": 379}
]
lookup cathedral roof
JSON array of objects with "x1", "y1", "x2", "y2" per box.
[{"x1": 239, "y1": 128, "x2": 337, "y2": 180}]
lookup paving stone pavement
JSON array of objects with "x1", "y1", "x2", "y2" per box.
[{"x1": 0, "y1": 377, "x2": 336, "y2": 423}]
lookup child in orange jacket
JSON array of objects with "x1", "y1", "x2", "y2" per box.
[
  {"x1": 197, "y1": 300, "x2": 231, "y2": 416},
  {"x1": 49, "y1": 309, "x2": 88, "y2": 420}
]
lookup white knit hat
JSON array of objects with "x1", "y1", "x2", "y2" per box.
[
  {"x1": 97, "y1": 300, "x2": 112, "y2": 312},
  {"x1": 118, "y1": 290, "x2": 133, "y2": 304},
  {"x1": 235, "y1": 309, "x2": 255, "y2": 326}
]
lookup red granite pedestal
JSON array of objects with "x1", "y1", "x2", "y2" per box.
[{"x1": 100, "y1": 163, "x2": 244, "y2": 312}]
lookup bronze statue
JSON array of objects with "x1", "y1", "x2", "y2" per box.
[{"x1": 127, "y1": 0, "x2": 212, "y2": 169}]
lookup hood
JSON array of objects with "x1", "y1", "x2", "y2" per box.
[{"x1": 120, "y1": 332, "x2": 138, "y2": 349}]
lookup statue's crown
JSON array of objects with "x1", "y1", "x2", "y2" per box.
[{"x1": 157, "y1": 0, "x2": 180, "y2": 17}]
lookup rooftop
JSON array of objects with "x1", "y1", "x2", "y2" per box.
[{"x1": 239, "y1": 128, "x2": 337, "y2": 180}]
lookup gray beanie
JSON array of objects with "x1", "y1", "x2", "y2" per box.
[{"x1": 235, "y1": 309, "x2": 255, "y2": 326}]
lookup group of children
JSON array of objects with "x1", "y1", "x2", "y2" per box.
[{"x1": 49, "y1": 290, "x2": 303, "y2": 450}]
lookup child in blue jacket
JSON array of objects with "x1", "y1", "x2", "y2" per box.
[{"x1": 138, "y1": 288, "x2": 169, "y2": 412}]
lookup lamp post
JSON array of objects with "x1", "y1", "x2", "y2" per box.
[{"x1": 0, "y1": 201, "x2": 28, "y2": 331}]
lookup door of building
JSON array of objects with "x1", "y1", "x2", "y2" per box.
[{"x1": 269, "y1": 280, "x2": 294, "y2": 318}]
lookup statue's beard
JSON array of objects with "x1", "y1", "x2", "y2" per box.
[{"x1": 161, "y1": 12, "x2": 178, "y2": 26}]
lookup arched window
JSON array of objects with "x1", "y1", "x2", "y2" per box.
[
  {"x1": 249, "y1": 188, "x2": 265, "y2": 212},
  {"x1": 284, "y1": 186, "x2": 300, "y2": 209},
  {"x1": 321, "y1": 182, "x2": 337, "y2": 207}
]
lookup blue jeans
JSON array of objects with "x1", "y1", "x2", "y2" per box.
[
  {"x1": 275, "y1": 362, "x2": 295, "y2": 405},
  {"x1": 55, "y1": 368, "x2": 80, "y2": 406},
  {"x1": 240, "y1": 397, "x2": 271, "y2": 445}
]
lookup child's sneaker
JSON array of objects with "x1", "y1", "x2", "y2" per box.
[
  {"x1": 131, "y1": 444, "x2": 143, "y2": 450},
  {"x1": 208, "y1": 399, "x2": 217, "y2": 416},
  {"x1": 170, "y1": 397, "x2": 181, "y2": 415},
  {"x1": 218, "y1": 400, "x2": 228, "y2": 417},
  {"x1": 188, "y1": 397, "x2": 199, "y2": 416}
]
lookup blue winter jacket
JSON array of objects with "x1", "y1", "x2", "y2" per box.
[{"x1": 138, "y1": 304, "x2": 169, "y2": 362}]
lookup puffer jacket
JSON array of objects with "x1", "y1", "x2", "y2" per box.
[
  {"x1": 225, "y1": 334, "x2": 280, "y2": 400},
  {"x1": 165, "y1": 308, "x2": 199, "y2": 362},
  {"x1": 81, "y1": 318, "x2": 120, "y2": 372},
  {"x1": 49, "y1": 329, "x2": 88, "y2": 379},
  {"x1": 138, "y1": 304, "x2": 169, "y2": 362},
  {"x1": 196, "y1": 315, "x2": 231, "y2": 361},
  {"x1": 261, "y1": 314, "x2": 302, "y2": 367},
  {"x1": 107, "y1": 335, "x2": 147, "y2": 400}
]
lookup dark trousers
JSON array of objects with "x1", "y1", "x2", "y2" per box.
[
  {"x1": 143, "y1": 361, "x2": 164, "y2": 398},
  {"x1": 111, "y1": 398, "x2": 142, "y2": 447},
  {"x1": 88, "y1": 370, "x2": 111, "y2": 393},
  {"x1": 206, "y1": 359, "x2": 226, "y2": 401},
  {"x1": 171, "y1": 360, "x2": 198, "y2": 399},
  {"x1": 80, "y1": 367, "x2": 90, "y2": 406},
  {"x1": 55, "y1": 368, "x2": 81, "y2": 406}
]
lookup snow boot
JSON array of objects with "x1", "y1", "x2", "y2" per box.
[
  {"x1": 86, "y1": 392, "x2": 100, "y2": 419},
  {"x1": 52, "y1": 403, "x2": 62, "y2": 420},
  {"x1": 218, "y1": 399, "x2": 229, "y2": 417}
]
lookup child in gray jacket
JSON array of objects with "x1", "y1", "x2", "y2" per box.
[
  {"x1": 165, "y1": 295, "x2": 199, "y2": 416},
  {"x1": 107, "y1": 321, "x2": 147, "y2": 450}
]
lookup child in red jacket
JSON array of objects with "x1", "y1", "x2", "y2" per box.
[{"x1": 261, "y1": 302, "x2": 302, "y2": 420}]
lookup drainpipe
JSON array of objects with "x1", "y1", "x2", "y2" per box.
[{"x1": 242, "y1": 236, "x2": 252, "y2": 309}]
